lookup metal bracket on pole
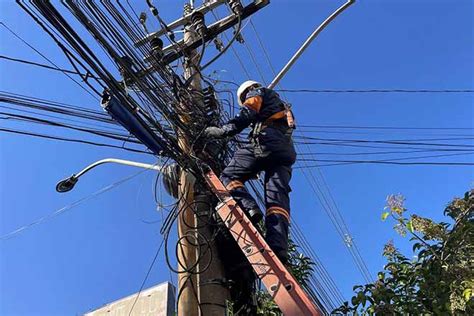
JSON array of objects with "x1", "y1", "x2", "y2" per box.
[
  {"x1": 134, "y1": 0, "x2": 227, "y2": 47},
  {"x1": 268, "y1": 0, "x2": 355, "y2": 89},
  {"x1": 141, "y1": 0, "x2": 270, "y2": 66}
]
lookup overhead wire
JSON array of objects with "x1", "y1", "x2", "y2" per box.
[
  {"x1": 9, "y1": 1, "x2": 453, "y2": 312},
  {"x1": 297, "y1": 124, "x2": 474, "y2": 130},
  {"x1": 247, "y1": 16, "x2": 374, "y2": 286},
  {"x1": 0, "y1": 165, "x2": 155, "y2": 241},
  {"x1": 277, "y1": 89, "x2": 474, "y2": 93},
  {"x1": 0, "y1": 54, "x2": 102, "y2": 79},
  {"x1": 209, "y1": 9, "x2": 252, "y2": 80},
  {"x1": 0, "y1": 21, "x2": 101, "y2": 100},
  {"x1": 240, "y1": 15, "x2": 351, "y2": 309},
  {"x1": 0, "y1": 127, "x2": 150, "y2": 154}
]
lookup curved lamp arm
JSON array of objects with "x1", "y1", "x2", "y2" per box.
[
  {"x1": 268, "y1": 0, "x2": 355, "y2": 89},
  {"x1": 56, "y1": 158, "x2": 162, "y2": 193}
]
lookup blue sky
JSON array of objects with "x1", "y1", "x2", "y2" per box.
[{"x1": 1, "y1": 0, "x2": 473, "y2": 315}]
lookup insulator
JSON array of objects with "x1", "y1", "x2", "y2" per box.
[
  {"x1": 118, "y1": 56, "x2": 136, "y2": 86},
  {"x1": 235, "y1": 32, "x2": 245, "y2": 44},
  {"x1": 227, "y1": 0, "x2": 243, "y2": 15},
  {"x1": 183, "y1": 3, "x2": 192, "y2": 16},
  {"x1": 213, "y1": 38, "x2": 224, "y2": 51},
  {"x1": 162, "y1": 163, "x2": 180, "y2": 199},
  {"x1": 139, "y1": 12, "x2": 149, "y2": 33},
  {"x1": 191, "y1": 12, "x2": 207, "y2": 36},
  {"x1": 150, "y1": 37, "x2": 164, "y2": 58},
  {"x1": 139, "y1": 12, "x2": 147, "y2": 24}
]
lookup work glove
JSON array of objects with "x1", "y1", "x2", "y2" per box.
[{"x1": 204, "y1": 126, "x2": 225, "y2": 138}]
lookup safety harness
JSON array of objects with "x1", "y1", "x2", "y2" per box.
[
  {"x1": 250, "y1": 103, "x2": 296, "y2": 156},
  {"x1": 252, "y1": 103, "x2": 295, "y2": 136}
]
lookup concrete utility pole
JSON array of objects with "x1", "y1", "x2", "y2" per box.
[{"x1": 178, "y1": 3, "x2": 229, "y2": 315}]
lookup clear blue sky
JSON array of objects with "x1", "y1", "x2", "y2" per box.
[{"x1": 1, "y1": 0, "x2": 473, "y2": 315}]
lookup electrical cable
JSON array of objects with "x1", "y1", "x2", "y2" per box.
[
  {"x1": 297, "y1": 159, "x2": 474, "y2": 168},
  {"x1": 0, "y1": 21, "x2": 101, "y2": 100},
  {"x1": 277, "y1": 89, "x2": 474, "y2": 93},
  {"x1": 128, "y1": 238, "x2": 166, "y2": 316},
  {"x1": 0, "y1": 127, "x2": 150, "y2": 154},
  {"x1": 0, "y1": 55, "x2": 101, "y2": 79},
  {"x1": 0, "y1": 165, "x2": 155, "y2": 241},
  {"x1": 249, "y1": 19, "x2": 374, "y2": 289},
  {"x1": 200, "y1": 14, "x2": 242, "y2": 71}
]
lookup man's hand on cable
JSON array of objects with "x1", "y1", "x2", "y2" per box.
[{"x1": 204, "y1": 126, "x2": 225, "y2": 138}]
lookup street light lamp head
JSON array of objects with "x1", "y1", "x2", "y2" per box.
[{"x1": 56, "y1": 175, "x2": 78, "y2": 193}]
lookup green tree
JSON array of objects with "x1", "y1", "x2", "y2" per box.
[{"x1": 334, "y1": 190, "x2": 474, "y2": 315}]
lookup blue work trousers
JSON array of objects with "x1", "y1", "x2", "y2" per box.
[{"x1": 220, "y1": 140, "x2": 296, "y2": 263}]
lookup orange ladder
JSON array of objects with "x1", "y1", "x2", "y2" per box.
[{"x1": 203, "y1": 169, "x2": 323, "y2": 316}]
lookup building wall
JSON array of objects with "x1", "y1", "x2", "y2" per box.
[{"x1": 84, "y1": 282, "x2": 175, "y2": 316}]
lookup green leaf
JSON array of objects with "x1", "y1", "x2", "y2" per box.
[
  {"x1": 412, "y1": 243, "x2": 422, "y2": 252},
  {"x1": 463, "y1": 288, "x2": 472, "y2": 301},
  {"x1": 353, "y1": 285, "x2": 363, "y2": 291},
  {"x1": 381, "y1": 212, "x2": 390, "y2": 221},
  {"x1": 406, "y1": 219, "x2": 414, "y2": 233},
  {"x1": 351, "y1": 296, "x2": 358, "y2": 306}
]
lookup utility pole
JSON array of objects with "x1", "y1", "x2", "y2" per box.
[
  {"x1": 132, "y1": 1, "x2": 270, "y2": 314},
  {"x1": 178, "y1": 3, "x2": 230, "y2": 315},
  {"x1": 176, "y1": 3, "x2": 200, "y2": 315}
]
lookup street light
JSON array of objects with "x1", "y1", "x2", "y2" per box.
[
  {"x1": 56, "y1": 175, "x2": 79, "y2": 193},
  {"x1": 56, "y1": 158, "x2": 162, "y2": 193}
]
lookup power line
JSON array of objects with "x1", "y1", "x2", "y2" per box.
[
  {"x1": 0, "y1": 22, "x2": 100, "y2": 100},
  {"x1": 0, "y1": 55, "x2": 101, "y2": 79},
  {"x1": 298, "y1": 124, "x2": 474, "y2": 131},
  {"x1": 277, "y1": 89, "x2": 474, "y2": 93},
  {"x1": 295, "y1": 135, "x2": 474, "y2": 148},
  {"x1": 298, "y1": 148, "x2": 474, "y2": 156},
  {"x1": 0, "y1": 127, "x2": 150, "y2": 154},
  {"x1": 297, "y1": 150, "x2": 474, "y2": 167},
  {"x1": 128, "y1": 238, "x2": 166, "y2": 316},
  {"x1": 246, "y1": 18, "x2": 372, "y2": 298},
  {"x1": 300, "y1": 161, "x2": 474, "y2": 167},
  {"x1": 0, "y1": 166, "x2": 154, "y2": 241}
]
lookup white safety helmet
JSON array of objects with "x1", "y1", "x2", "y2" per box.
[{"x1": 237, "y1": 80, "x2": 262, "y2": 106}]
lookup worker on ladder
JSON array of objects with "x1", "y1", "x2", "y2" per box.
[{"x1": 204, "y1": 80, "x2": 296, "y2": 264}]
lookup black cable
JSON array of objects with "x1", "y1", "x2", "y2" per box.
[
  {"x1": 297, "y1": 160, "x2": 474, "y2": 168},
  {"x1": 0, "y1": 21, "x2": 101, "y2": 100},
  {"x1": 294, "y1": 136, "x2": 474, "y2": 148},
  {"x1": 128, "y1": 238, "x2": 166, "y2": 316},
  {"x1": 298, "y1": 124, "x2": 474, "y2": 131},
  {"x1": 277, "y1": 89, "x2": 474, "y2": 93},
  {"x1": 0, "y1": 127, "x2": 150, "y2": 154},
  {"x1": 200, "y1": 14, "x2": 242, "y2": 71},
  {"x1": 298, "y1": 148, "x2": 474, "y2": 156},
  {"x1": 0, "y1": 55, "x2": 102, "y2": 79}
]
